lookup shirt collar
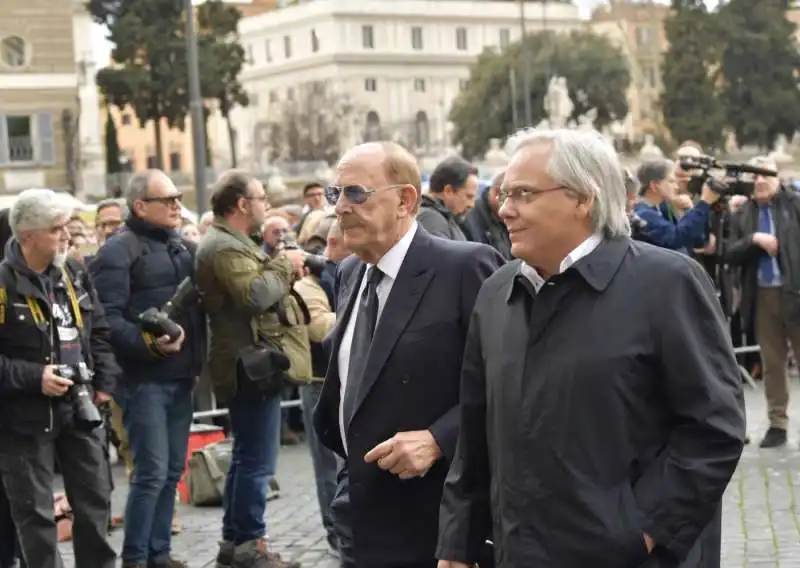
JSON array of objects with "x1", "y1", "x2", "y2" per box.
[
  {"x1": 370, "y1": 220, "x2": 418, "y2": 281},
  {"x1": 519, "y1": 233, "x2": 604, "y2": 292}
]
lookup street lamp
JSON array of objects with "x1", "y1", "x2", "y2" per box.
[{"x1": 185, "y1": 0, "x2": 208, "y2": 215}]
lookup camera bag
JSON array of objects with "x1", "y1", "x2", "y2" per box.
[{"x1": 186, "y1": 438, "x2": 233, "y2": 506}]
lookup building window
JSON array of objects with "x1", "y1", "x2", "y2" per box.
[
  {"x1": 311, "y1": 29, "x2": 319, "y2": 53},
  {"x1": 413, "y1": 78, "x2": 426, "y2": 92},
  {"x1": 499, "y1": 28, "x2": 510, "y2": 49},
  {"x1": 269, "y1": 90, "x2": 279, "y2": 103},
  {"x1": 284, "y1": 35, "x2": 292, "y2": 58},
  {"x1": 287, "y1": 87, "x2": 295, "y2": 101},
  {"x1": 635, "y1": 26, "x2": 652, "y2": 48},
  {"x1": 411, "y1": 26, "x2": 423, "y2": 50},
  {"x1": 146, "y1": 155, "x2": 158, "y2": 169},
  {"x1": 247, "y1": 44, "x2": 254, "y2": 64},
  {"x1": 362, "y1": 25, "x2": 374, "y2": 49},
  {"x1": 644, "y1": 65, "x2": 658, "y2": 89},
  {"x1": 456, "y1": 27, "x2": 468, "y2": 51},
  {"x1": 364, "y1": 78, "x2": 377, "y2": 92},
  {"x1": 0, "y1": 36, "x2": 29, "y2": 68},
  {"x1": 4, "y1": 115, "x2": 34, "y2": 162},
  {"x1": 121, "y1": 113, "x2": 132, "y2": 126},
  {"x1": 169, "y1": 151, "x2": 181, "y2": 172},
  {"x1": 265, "y1": 39, "x2": 272, "y2": 62},
  {"x1": 459, "y1": 79, "x2": 469, "y2": 91}
]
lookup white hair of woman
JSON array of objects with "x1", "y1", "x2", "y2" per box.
[
  {"x1": 504, "y1": 128, "x2": 631, "y2": 238},
  {"x1": 9, "y1": 188, "x2": 74, "y2": 237}
]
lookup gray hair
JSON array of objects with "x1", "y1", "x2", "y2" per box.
[
  {"x1": 10, "y1": 188, "x2": 74, "y2": 237},
  {"x1": 95, "y1": 198, "x2": 128, "y2": 220},
  {"x1": 636, "y1": 159, "x2": 675, "y2": 196},
  {"x1": 125, "y1": 169, "x2": 161, "y2": 211},
  {"x1": 504, "y1": 128, "x2": 631, "y2": 238},
  {"x1": 750, "y1": 155, "x2": 778, "y2": 173},
  {"x1": 491, "y1": 169, "x2": 506, "y2": 189}
]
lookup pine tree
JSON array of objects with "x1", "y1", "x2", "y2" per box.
[
  {"x1": 104, "y1": 113, "x2": 121, "y2": 175},
  {"x1": 660, "y1": 0, "x2": 725, "y2": 149}
]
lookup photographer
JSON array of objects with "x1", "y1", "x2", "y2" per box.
[
  {"x1": 90, "y1": 170, "x2": 205, "y2": 568},
  {"x1": 633, "y1": 158, "x2": 720, "y2": 252},
  {"x1": 195, "y1": 170, "x2": 304, "y2": 568},
  {"x1": 723, "y1": 157, "x2": 800, "y2": 449},
  {"x1": 0, "y1": 189, "x2": 118, "y2": 568}
]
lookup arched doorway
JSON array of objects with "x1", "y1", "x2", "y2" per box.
[
  {"x1": 414, "y1": 111, "x2": 430, "y2": 150},
  {"x1": 364, "y1": 110, "x2": 381, "y2": 142}
]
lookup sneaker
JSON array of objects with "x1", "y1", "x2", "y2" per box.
[
  {"x1": 231, "y1": 538, "x2": 300, "y2": 568},
  {"x1": 759, "y1": 427, "x2": 787, "y2": 448},
  {"x1": 216, "y1": 541, "x2": 234, "y2": 568},
  {"x1": 267, "y1": 478, "x2": 281, "y2": 501}
]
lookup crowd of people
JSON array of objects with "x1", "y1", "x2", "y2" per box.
[{"x1": 0, "y1": 127, "x2": 797, "y2": 568}]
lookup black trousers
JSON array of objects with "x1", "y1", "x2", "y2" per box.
[
  {"x1": 0, "y1": 483, "x2": 23, "y2": 568},
  {"x1": 0, "y1": 422, "x2": 116, "y2": 568}
]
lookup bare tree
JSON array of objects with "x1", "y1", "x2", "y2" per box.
[{"x1": 268, "y1": 82, "x2": 361, "y2": 165}]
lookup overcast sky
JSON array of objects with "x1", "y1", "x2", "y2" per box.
[{"x1": 90, "y1": 0, "x2": 721, "y2": 63}]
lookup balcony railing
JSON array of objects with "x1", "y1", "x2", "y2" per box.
[{"x1": 8, "y1": 136, "x2": 34, "y2": 162}]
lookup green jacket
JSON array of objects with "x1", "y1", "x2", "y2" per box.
[{"x1": 195, "y1": 218, "x2": 294, "y2": 402}]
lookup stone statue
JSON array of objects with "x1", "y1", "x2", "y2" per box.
[
  {"x1": 638, "y1": 134, "x2": 664, "y2": 161},
  {"x1": 483, "y1": 138, "x2": 510, "y2": 167},
  {"x1": 578, "y1": 108, "x2": 598, "y2": 132},
  {"x1": 723, "y1": 130, "x2": 739, "y2": 155},
  {"x1": 535, "y1": 118, "x2": 550, "y2": 130},
  {"x1": 543, "y1": 76, "x2": 574, "y2": 129},
  {"x1": 768, "y1": 134, "x2": 792, "y2": 164}
]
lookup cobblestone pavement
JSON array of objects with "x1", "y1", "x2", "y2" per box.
[{"x1": 57, "y1": 380, "x2": 800, "y2": 568}]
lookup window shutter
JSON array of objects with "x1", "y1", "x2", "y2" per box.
[
  {"x1": 0, "y1": 114, "x2": 8, "y2": 165},
  {"x1": 37, "y1": 111, "x2": 55, "y2": 165}
]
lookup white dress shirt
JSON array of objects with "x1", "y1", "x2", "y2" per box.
[
  {"x1": 337, "y1": 220, "x2": 418, "y2": 453},
  {"x1": 520, "y1": 233, "x2": 604, "y2": 292}
]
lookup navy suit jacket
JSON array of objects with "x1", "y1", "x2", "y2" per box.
[{"x1": 313, "y1": 225, "x2": 504, "y2": 565}]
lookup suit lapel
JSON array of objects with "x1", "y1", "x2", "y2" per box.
[{"x1": 350, "y1": 229, "x2": 436, "y2": 420}]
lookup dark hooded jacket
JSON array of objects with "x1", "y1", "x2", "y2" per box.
[
  {"x1": 465, "y1": 189, "x2": 512, "y2": 260},
  {"x1": 0, "y1": 239, "x2": 119, "y2": 436}
]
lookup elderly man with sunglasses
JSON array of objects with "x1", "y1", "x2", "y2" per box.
[
  {"x1": 90, "y1": 170, "x2": 206, "y2": 568},
  {"x1": 313, "y1": 142, "x2": 505, "y2": 568}
]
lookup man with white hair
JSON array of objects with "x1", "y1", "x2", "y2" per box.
[
  {"x1": 723, "y1": 156, "x2": 800, "y2": 449},
  {"x1": 0, "y1": 189, "x2": 118, "y2": 568},
  {"x1": 436, "y1": 129, "x2": 746, "y2": 568}
]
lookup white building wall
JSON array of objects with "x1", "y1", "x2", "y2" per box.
[{"x1": 212, "y1": 0, "x2": 582, "y2": 168}]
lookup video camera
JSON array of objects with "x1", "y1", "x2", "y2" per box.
[
  {"x1": 678, "y1": 154, "x2": 778, "y2": 198},
  {"x1": 55, "y1": 362, "x2": 103, "y2": 431},
  {"x1": 137, "y1": 277, "x2": 198, "y2": 341},
  {"x1": 277, "y1": 232, "x2": 328, "y2": 279}
]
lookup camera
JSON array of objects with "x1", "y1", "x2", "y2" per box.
[
  {"x1": 276, "y1": 233, "x2": 328, "y2": 279},
  {"x1": 56, "y1": 362, "x2": 103, "y2": 431},
  {"x1": 138, "y1": 277, "x2": 198, "y2": 341},
  {"x1": 678, "y1": 154, "x2": 778, "y2": 198}
]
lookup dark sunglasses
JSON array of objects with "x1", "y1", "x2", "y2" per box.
[
  {"x1": 325, "y1": 183, "x2": 406, "y2": 206},
  {"x1": 142, "y1": 194, "x2": 183, "y2": 205}
]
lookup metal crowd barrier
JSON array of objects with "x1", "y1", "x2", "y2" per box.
[
  {"x1": 733, "y1": 345, "x2": 760, "y2": 390},
  {"x1": 192, "y1": 397, "x2": 302, "y2": 421}
]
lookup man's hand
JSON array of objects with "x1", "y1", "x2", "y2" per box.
[
  {"x1": 644, "y1": 533, "x2": 656, "y2": 553},
  {"x1": 671, "y1": 194, "x2": 694, "y2": 211},
  {"x1": 94, "y1": 391, "x2": 112, "y2": 405},
  {"x1": 42, "y1": 365, "x2": 73, "y2": 397},
  {"x1": 284, "y1": 249, "x2": 307, "y2": 279},
  {"x1": 700, "y1": 183, "x2": 721, "y2": 205},
  {"x1": 156, "y1": 326, "x2": 185, "y2": 354},
  {"x1": 753, "y1": 232, "x2": 779, "y2": 256},
  {"x1": 364, "y1": 430, "x2": 442, "y2": 480},
  {"x1": 693, "y1": 233, "x2": 716, "y2": 255}
]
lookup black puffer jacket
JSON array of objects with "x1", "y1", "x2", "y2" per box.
[
  {"x1": 416, "y1": 195, "x2": 467, "y2": 241},
  {"x1": 465, "y1": 189, "x2": 512, "y2": 260}
]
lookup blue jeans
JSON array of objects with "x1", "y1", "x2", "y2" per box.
[
  {"x1": 222, "y1": 388, "x2": 282, "y2": 544},
  {"x1": 300, "y1": 383, "x2": 339, "y2": 539},
  {"x1": 121, "y1": 380, "x2": 193, "y2": 563}
]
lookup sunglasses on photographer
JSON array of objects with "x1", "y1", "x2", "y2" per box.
[{"x1": 325, "y1": 184, "x2": 406, "y2": 206}]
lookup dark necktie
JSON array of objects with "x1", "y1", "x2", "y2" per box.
[{"x1": 342, "y1": 266, "x2": 384, "y2": 427}]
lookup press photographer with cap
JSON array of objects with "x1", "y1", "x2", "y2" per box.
[
  {"x1": 0, "y1": 189, "x2": 118, "y2": 568},
  {"x1": 633, "y1": 158, "x2": 720, "y2": 252}
]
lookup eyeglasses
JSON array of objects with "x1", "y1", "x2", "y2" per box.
[
  {"x1": 499, "y1": 185, "x2": 566, "y2": 205},
  {"x1": 142, "y1": 194, "x2": 183, "y2": 206},
  {"x1": 325, "y1": 183, "x2": 406, "y2": 206},
  {"x1": 246, "y1": 194, "x2": 268, "y2": 203}
]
